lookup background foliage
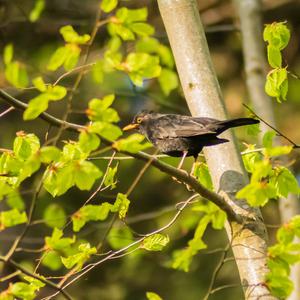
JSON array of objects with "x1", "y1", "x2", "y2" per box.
[{"x1": 0, "y1": 0, "x2": 300, "y2": 299}]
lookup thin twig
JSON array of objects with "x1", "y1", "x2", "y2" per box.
[
  {"x1": 42, "y1": 194, "x2": 199, "y2": 300},
  {"x1": 243, "y1": 103, "x2": 300, "y2": 148}
]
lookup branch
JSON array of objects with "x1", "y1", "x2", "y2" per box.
[
  {"x1": 243, "y1": 103, "x2": 300, "y2": 149},
  {"x1": 0, "y1": 88, "x2": 240, "y2": 221},
  {"x1": 0, "y1": 256, "x2": 73, "y2": 300}
]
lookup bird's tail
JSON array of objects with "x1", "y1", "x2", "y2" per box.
[{"x1": 217, "y1": 118, "x2": 259, "y2": 133}]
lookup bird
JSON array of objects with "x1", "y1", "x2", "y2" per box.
[{"x1": 123, "y1": 111, "x2": 259, "y2": 173}]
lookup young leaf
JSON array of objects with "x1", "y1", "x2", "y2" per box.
[
  {"x1": 39, "y1": 146, "x2": 61, "y2": 163},
  {"x1": 23, "y1": 94, "x2": 49, "y2": 120},
  {"x1": 107, "y1": 226, "x2": 134, "y2": 249},
  {"x1": 265, "y1": 68, "x2": 288, "y2": 103},
  {"x1": 193, "y1": 162, "x2": 213, "y2": 190},
  {"x1": 104, "y1": 164, "x2": 118, "y2": 189},
  {"x1": 72, "y1": 203, "x2": 112, "y2": 232},
  {"x1": 43, "y1": 204, "x2": 66, "y2": 229},
  {"x1": 59, "y1": 25, "x2": 90, "y2": 44},
  {"x1": 158, "y1": 68, "x2": 178, "y2": 96},
  {"x1": 146, "y1": 292, "x2": 163, "y2": 300},
  {"x1": 90, "y1": 121, "x2": 122, "y2": 141},
  {"x1": 13, "y1": 133, "x2": 40, "y2": 160},
  {"x1": 111, "y1": 193, "x2": 130, "y2": 219},
  {"x1": 112, "y1": 134, "x2": 152, "y2": 153},
  {"x1": 101, "y1": 0, "x2": 118, "y2": 13},
  {"x1": 61, "y1": 243, "x2": 96, "y2": 270},
  {"x1": 74, "y1": 160, "x2": 103, "y2": 190},
  {"x1": 0, "y1": 209, "x2": 27, "y2": 230},
  {"x1": 3, "y1": 44, "x2": 13, "y2": 65},
  {"x1": 78, "y1": 131, "x2": 100, "y2": 153},
  {"x1": 29, "y1": 0, "x2": 45, "y2": 22},
  {"x1": 141, "y1": 234, "x2": 169, "y2": 251},
  {"x1": 264, "y1": 22, "x2": 290, "y2": 51}
]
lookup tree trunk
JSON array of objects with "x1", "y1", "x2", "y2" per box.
[
  {"x1": 234, "y1": 1, "x2": 300, "y2": 299},
  {"x1": 157, "y1": 0, "x2": 276, "y2": 299}
]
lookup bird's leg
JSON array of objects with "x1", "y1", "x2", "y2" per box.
[
  {"x1": 190, "y1": 155, "x2": 198, "y2": 177},
  {"x1": 172, "y1": 151, "x2": 188, "y2": 182},
  {"x1": 177, "y1": 151, "x2": 188, "y2": 170}
]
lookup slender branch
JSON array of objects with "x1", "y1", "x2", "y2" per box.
[
  {"x1": 0, "y1": 257, "x2": 73, "y2": 300},
  {"x1": 243, "y1": 103, "x2": 300, "y2": 148},
  {"x1": 42, "y1": 194, "x2": 199, "y2": 300},
  {"x1": 0, "y1": 89, "x2": 240, "y2": 221}
]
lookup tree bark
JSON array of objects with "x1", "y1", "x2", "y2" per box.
[
  {"x1": 234, "y1": 1, "x2": 300, "y2": 299},
  {"x1": 157, "y1": 0, "x2": 276, "y2": 299}
]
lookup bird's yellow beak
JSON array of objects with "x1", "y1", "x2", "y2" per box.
[{"x1": 123, "y1": 123, "x2": 139, "y2": 131}]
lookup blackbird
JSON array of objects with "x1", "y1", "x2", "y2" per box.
[{"x1": 123, "y1": 111, "x2": 259, "y2": 170}]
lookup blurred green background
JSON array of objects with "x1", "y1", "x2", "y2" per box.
[{"x1": 0, "y1": 0, "x2": 299, "y2": 299}]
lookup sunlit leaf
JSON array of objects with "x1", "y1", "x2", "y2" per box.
[{"x1": 141, "y1": 234, "x2": 169, "y2": 251}]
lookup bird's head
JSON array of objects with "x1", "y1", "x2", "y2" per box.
[{"x1": 123, "y1": 110, "x2": 154, "y2": 133}]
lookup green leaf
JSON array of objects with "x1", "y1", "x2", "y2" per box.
[
  {"x1": 113, "y1": 134, "x2": 152, "y2": 153},
  {"x1": 47, "y1": 46, "x2": 69, "y2": 71},
  {"x1": 266, "y1": 274, "x2": 294, "y2": 299},
  {"x1": 47, "y1": 85, "x2": 67, "y2": 100},
  {"x1": 263, "y1": 131, "x2": 276, "y2": 148},
  {"x1": 146, "y1": 292, "x2": 163, "y2": 300},
  {"x1": 61, "y1": 243, "x2": 96, "y2": 270},
  {"x1": 128, "y1": 22, "x2": 154, "y2": 37},
  {"x1": 45, "y1": 228, "x2": 75, "y2": 252},
  {"x1": 158, "y1": 68, "x2": 178, "y2": 96},
  {"x1": 124, "y1": 52, "x2": 161, "y2": 86},
  {"x1": 104, "y1": 164, "x2": 118, "y2": 189},
  {"x1": 101, "y1": 0, "x2": 118, "y2": 13},
  {"x1": 39, "y1": 146, "x2": 61, "y2": 163},
  {"x1": 43, "y1": 163, "x2": 75, "y2": 197},
  {"x1": 272, "y1": 167, "x2": 300, "y2": 197},
  {"x1": 107, "y1": 226, "x2": 134, "y2": 249},
  {"x1": 11, "y1": 282, "x2": 36, "y2": 300},
  {"x1": 92, "y1": 60, "x2": 104, "y2": 83},
  {"x1": 264, "y1": 145, "x2": 293, "y2": 157},
  {"x1": 23, "y1": 94, "x2": 49, "y2": 120},
  {"x1": 32, "y1": 76, "x2": 47, "y2": 92},
  {"x1": 63, "y1": 44, "x2": 81, "y2": 70},
  {"x1": 90, "y1": 121, "x2": 122, "y2": 141},
  {"x1": 6, "y1": 190, "x2": 25, "y2": 210},
  {"x1": 78, "y1": 131, "x2": 100, "y2": 153},
  {"x1": 265, "y1": 68, "x2": 288, "y2": 102},
  {"x1": 0, "y1": 209, "x2": 27, "y2": 230},
  {"x1": 5, "y1": 61, "x2": 29, "y2": 88},
  {"x1": 3, "y1": 44, "x2": 13, "y2": 65},
  {"x1": 267, "y1": 45, "x2": 282, "y2": 68},
  {"x1": 74, "y1": 160, "x2": 103, "y2": 190},
  {"x1": 236, "y1": 181, "x2": 277, "y2": 206},
  {"x1": 72, "y1": 203, "x2": 112, "y2": 232},
  {"x1": 43, "y1": 204, "x2": 66, "y2": 229},
  {"x1": 13, "y1": 133, "x2": 40, "y2": 161},
  {"x1": 193, "y1": 162, "x2": 213, "y2": 190},
  {"x1": 172, "y1": 216, "x2": 210, "y2": 272},
  {"x1": 141, "y1": 234, "x2": 169, "y2": 251},
  {"x1": 29, "y1": 0, "x2": 45, "y2": 22},
  {"x1": 108, "y1": 23, "x2": 135, "y2": 41},
  {"x1": 111, "y1": 193, "x2": 130, "y2": 219},
  {"x1": 59, "y1": 25, "x2": 90, "y2": 44},
  {"x1": 116, "y1": 7, "x2": 148, "y2": 23},
  {"x1": 87, "y1": 95, "x2": 120, "y2": 123},
  {"x1": 42, "y1": 250, "x2": 62, "y2": 271},
  {"x1": 264, "y1": 22, "x2": 290, "y2": 51}
]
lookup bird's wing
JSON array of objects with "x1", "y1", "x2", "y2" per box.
[{"x1": 152, "y1": 116, "x2": 219, "y2": 138}]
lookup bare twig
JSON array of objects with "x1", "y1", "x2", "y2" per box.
[{"x1": 243, "y1": 103, "x2": 300, "y2": 148}]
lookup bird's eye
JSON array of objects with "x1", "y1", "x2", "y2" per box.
[{"x1": 136, "y1": 117, "x2": 143, "y2": 123}]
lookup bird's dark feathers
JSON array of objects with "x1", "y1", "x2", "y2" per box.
[{"x1": 127, "y1": 112, "x2": 259, "y2": 158}]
